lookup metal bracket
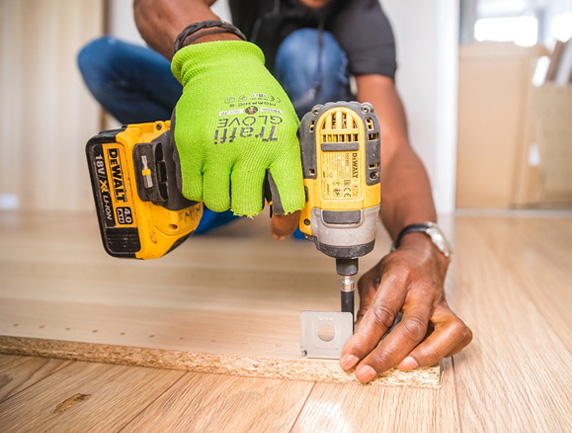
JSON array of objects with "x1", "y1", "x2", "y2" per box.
[{"x1": 300, "y1": 311, "x2": 353, "y2": 359}]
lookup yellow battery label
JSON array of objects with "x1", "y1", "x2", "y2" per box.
[
  {"x1": 103, "y1": 143, "x2": 136, "y2": 227},
  {"x1": 321, "y1": 151, "x2": 361, "y2": 200}
]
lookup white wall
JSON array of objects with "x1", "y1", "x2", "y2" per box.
[
  {"x1": 383, "y1": 0, "x2": 460, "y2": 215},
  {"x1": 0, "y1": 0, "x2": 103, "y2": 212},
  {"x1": 108, "y1": 0, "x2": 144, "y2": 45}
]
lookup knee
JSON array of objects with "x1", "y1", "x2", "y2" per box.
[
  {"x1": 318, "y1": 32, "x2": 348, "y2": 75},
  {"x1": 275, "y1": 29, "x2": 320, "y2": 80},
  {"x1": 77, "y1": 36, "x2": 121, "y2": 93},
  {"x1": 275, "y1": 29, "x2": 348, "y2": 86}
]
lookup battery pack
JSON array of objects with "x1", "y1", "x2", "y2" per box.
[{"x1": 85, "y1": 121, "x2": 202, "y2": 259}]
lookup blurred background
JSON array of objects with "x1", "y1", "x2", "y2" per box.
[{"x1": 0, "y1": 0, "x2": 571, "y2": 215}]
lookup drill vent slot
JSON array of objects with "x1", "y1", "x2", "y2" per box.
[
  {"x1": 368, "y1": 132, "x2": 379, "y2": 141},
  {"x1": 322, "y1": 133, "x2": 359, "y2": 143},
  {"x1": 319, "y1": 109, "x2": 361, "y2": 149},
  {"x1": 365, "y1": 117, "x2": 374, "y2": 130},
  {"x1": 309, "y1": 120, "x2": 315, "y2": 132}
]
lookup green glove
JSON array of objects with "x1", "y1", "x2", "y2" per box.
[{"x1": 171, "y1": 40, "x2": 305, "y2": 217}]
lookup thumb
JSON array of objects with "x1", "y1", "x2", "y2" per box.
[{"x1": 266, "y1": 155, "x2": 305, "y2": 216}]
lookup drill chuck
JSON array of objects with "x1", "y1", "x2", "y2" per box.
[{"x1": 341, "y1": 274, "x2": 356, "y2": 320}]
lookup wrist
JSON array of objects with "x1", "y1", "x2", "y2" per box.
[
  {"x1": 174, "y1": 20, "x2": 247, "y2": 53},
  {"x1": 171, "y1": 40, "x2": 264, "y2": 84},
  {"x1": 393, "y1": 221, "x2": 453, "y2": 269},
  {"x1": 398, "y1": 232, "x2": 451, "y2": 275},
  {"x1": 181, "y1": 31, "x2": 241, "y2": 47}
]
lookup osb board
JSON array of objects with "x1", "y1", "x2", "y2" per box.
[{"x1": 0, "y1": 212, "x2": 440, "y2": 388}]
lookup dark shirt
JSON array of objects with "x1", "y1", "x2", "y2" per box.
[{"x1": 228, "y1": 0, "x2": 397, "y2": 79}]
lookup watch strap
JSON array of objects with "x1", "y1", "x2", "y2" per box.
[{"x1": 392, "y1": 223, "x2": 434, "y2": 251}]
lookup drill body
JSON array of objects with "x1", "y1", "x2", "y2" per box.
[{"x1": 298, "y1": 102, "x2": 381, "y2": 316}]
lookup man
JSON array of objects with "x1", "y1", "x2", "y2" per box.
[{"x1": 78, "y1": 0, "x2": 472, "y2": 383}]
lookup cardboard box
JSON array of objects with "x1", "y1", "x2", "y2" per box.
[{"x1": 456, "y1": 42, "x2": 548, "y2": 208}]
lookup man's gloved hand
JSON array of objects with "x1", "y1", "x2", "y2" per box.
[{"x1": 171, "y1": 40, "x2": 305, "y2": 228}]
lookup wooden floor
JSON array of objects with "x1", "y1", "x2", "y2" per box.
[{"x1": 1, "y1": 210, "x2": 571, "y2": 432}]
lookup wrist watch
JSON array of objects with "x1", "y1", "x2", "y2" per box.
[{"x1": 392, "y1": 222, "x2": 453, "y2": 259}]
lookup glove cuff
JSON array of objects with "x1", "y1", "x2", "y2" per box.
[{"x1": 171, "y1": 41, "x2": 266, "y2": 85}]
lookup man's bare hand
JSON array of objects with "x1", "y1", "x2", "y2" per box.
[
  {"x1": 270, "y1": 211, "x2": 301, "y2": 240},
  {"x1": 339, "y1": 233, "x2": 472, "y2": 383}
]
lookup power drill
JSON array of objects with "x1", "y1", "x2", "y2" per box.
[
  {"x1": 85, "y1": 102, "x2": 380, "y2": 316},
  {"x1": 298, "y1": 102, "x2": 380, "y2": 318}
]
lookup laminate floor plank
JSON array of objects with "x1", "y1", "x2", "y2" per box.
[
  {"x1": 447, "y1": 215, "x2": 572, "y2": 433},
  {"x1": 0, "y1": 354, "x2": 71, "y2": 402},
  {"x1": 122, "y1": 374, "x2": 314, "y2": 433},
  {"x1": 291, "y1": 358, "x2": 459, "y2": 433},
  {"x1": 0, "y1": 360, "x2": 185, "y2": 433},
  {"x1": 484, "y1": 217, "x2": 572, "y2": 351}
]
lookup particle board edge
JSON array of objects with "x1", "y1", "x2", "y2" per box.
[{"x1": 0, "y1": 335, "x2": 441, "y2": 388}]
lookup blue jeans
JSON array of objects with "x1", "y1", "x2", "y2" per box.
[
  {"x1": 275, "y1": 29, "x2": 353, "y2": 117},
  {"x1": 78, "y1": 30, "x2": 352, "y2": 233}
]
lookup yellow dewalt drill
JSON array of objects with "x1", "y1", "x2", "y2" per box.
[
  {"x1": 298, "y1": 101, "x2": 381, "y2": 317},
  {"x1": 86, "y1": 102, "x2": 380, "y2": 317}
]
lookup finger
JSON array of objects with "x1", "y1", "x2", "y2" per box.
[
  {"x1": 339, "y1": 272, "x2": 405, "y2": 371},
  {"x1": 446, "y1": 326, "x2": 473, "y2": 357},
  {"x1": 174, "y1": 147, "x2": 204, "y2": 203},
  {"x1": 202, "y1": 166, "x2": 231, "y2": 213},
  {"x1": 230, "y1": 165, "x2": 266, "y2": 217},
  {"x1": 172, "y1": 113, "x2": 204, "y2": 202},
  {"x1": 355, "y1": 290, "x2": 433, "y2": 383},
  {"x1": 397, "y1": 307, "x2": 472, "y2": 369},
  {"x1": 271, "y1": 211, "x2": 300, "y2": 240},
  {"x1": 354, "y1": 267, "x2": 382, "y2": 326},
  {"x1": 267, "y1": 155, "x2": 305, "y2": 215}
]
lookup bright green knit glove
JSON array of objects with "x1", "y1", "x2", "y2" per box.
[{"x1": 171, "y1": 40, "x2": 305, "y2": 217}]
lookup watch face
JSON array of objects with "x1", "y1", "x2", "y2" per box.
[{"x1": 426, "y1": 226, "x2": 453, "y2": 258}]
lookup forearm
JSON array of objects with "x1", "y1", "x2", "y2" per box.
[
  {"x1": 356, "y1": 74, "x2": 437, "y2": 240},
  {"x1": 133, "y1": 0, "x2": 237, "y2": 59}
]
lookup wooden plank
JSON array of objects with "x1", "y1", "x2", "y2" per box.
[
  {"x1": 447, "y1": 215, "x2": 572, "y2": 432},
  {"x1": 291, "y1": 358, "x2": 459, "y2": 433},
  {"x1": 487, "y1": 217, "x2": 572, "y2": 351},
  {"x1": 122, "y1": 373, "x2": 313, "y2": 432},
  {"x1": 0, "y1": 213, "x2": 440, "y2": 387},
  {"x1": 0, "y1": 360, "x2": 184, "y2": 433},
  {"x1": 0, "y1": 354, "x2": 71, "y2": 402}
]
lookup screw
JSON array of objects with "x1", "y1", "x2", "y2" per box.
[
  {"x1": 156, "y1": 123, "x2": 162, "y2": 130},
  {"x1": 304, "y1": 219, "x2": 311, "y2": 226},
  {"x1": 301, "y1": 350, "x2": 308, "y2": 357}
]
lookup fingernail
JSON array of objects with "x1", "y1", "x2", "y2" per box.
[
  {"x1": 340, "y1": 354, "x2": 359, "y2": 370},
  {"x1": 398, "y1": 356, "x2": 418, "y2": 370},
  {"x1": 356, "y1": 365, "x2": 377, "y2": 383},
  {"x1": 272, "y1": 233, "x2": 286, "y2": 241}
]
